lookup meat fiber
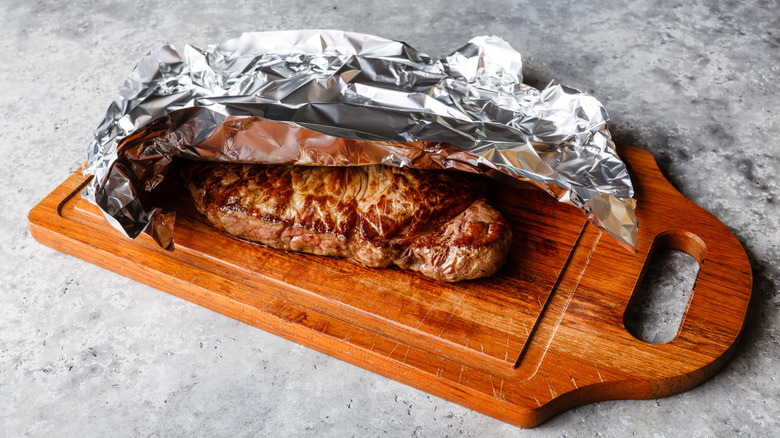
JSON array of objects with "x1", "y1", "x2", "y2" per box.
[{"x1": 182, "y1": 162, "x2": 512, "y2": 282}]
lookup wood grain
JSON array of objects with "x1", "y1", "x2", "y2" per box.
[{"x1": 27, "y1": 145, "x2": 752, "y2": 428}]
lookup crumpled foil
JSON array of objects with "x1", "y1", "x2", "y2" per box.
[{"x1": 83, "y1": 30, "x2": 637, "y2": 251}]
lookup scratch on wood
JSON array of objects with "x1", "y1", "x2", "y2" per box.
[
  {"x1": 289, "y1": 310, "x2": 307, "y2": 324},
  {"x1": 260, "y1": 298, "x2": 279, "y2": 312},
  {"x1": 520, "y1": 318, "x2": 529, "y2": 336},
  {"x1": 414, "y1": 295, "x2": 442, "y2": 329},
  {"x1": 313, "y1": 319, "x2": 330, "y2": 334},
  {"x1": 595, "y1": 364, "x2": 605, "y2": 383},
  {"x1": 457, "y1": 365, "x2": 465, "y2": 385},
  {"x1": 436, "y1": 293, "x2": 464, "y2": 337},
  {"x1": 550, "y1": 350, "x2": 579, "y2": 390},
  {"x1": 489, "y1": 376, "x2": 507, "y2": 401},
  {"x1": 387, "y1": 342, "x2": 399, "y2": 358},
  {"x1": 331, "y1": 288, "x2": 346, "y2": 303},
  {"x1": 365, "y1": 291, "x2": 386, "y2": 313}
]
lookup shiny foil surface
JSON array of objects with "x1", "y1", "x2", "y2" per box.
[{"x1": 83, "y1": 30, "x2": 637, "y2": 250}]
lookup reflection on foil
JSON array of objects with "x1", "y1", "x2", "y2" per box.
[{"x1": 83, "y1": 30, "x2": 637, "y2": 250}]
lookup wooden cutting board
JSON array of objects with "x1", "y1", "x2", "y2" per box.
[{"x1": 28, "y1": 145, "x2": 752, "y2": 428}]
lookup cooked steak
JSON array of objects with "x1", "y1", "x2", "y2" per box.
[{"x1": 182, "y1": 162, "x2": 512, "y2": 282}]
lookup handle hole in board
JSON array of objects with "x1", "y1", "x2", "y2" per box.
[{"x1": 624, "y1": 231, "x2": 706, "y2": 344}]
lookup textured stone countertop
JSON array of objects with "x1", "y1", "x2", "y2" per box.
[{"x1": 2, "y1": 1, "x2": 778, "y2": 436}]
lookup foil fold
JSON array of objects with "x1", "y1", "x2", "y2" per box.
[{"x1": 83, "y1": 30, "x2": 637, "y2": 250}]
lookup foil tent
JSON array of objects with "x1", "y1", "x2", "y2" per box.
[{"x1": 83, "y1": 30, "x2": 637, "y2": 251}]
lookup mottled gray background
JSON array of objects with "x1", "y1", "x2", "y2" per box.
[{"x1": 1, "y1": 0, "x2": 778, "y2": 436}]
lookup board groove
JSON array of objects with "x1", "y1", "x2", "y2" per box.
[
  {"x1": 28, "y1": 146, "x2": 752, "y2": 428},
  {"x1": 514, "y1": 222, "x2": 602, "y2": 375}
]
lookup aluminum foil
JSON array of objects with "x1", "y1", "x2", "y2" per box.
[{"x1": 83, "y1": 30, "x2": 637, "y2": 250}]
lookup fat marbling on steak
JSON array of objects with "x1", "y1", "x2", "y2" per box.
[{"x1": 182, "y1": 161, "x2": 512, "y2": 282}]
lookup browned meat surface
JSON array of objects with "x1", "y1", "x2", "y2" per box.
[{"x1": 182, "y1": 162, "x2": 512, "y2": 282}]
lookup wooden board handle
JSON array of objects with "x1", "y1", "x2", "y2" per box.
[
  {"x1": 619, "y1": 147, "x2": 752, "y2": 395},
  {"x1": 527, "y1": 147, "x2": 754, "y2": 425}
]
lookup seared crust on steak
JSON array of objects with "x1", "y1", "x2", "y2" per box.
[{"x1": 183, "y1": 162, "x2": 512, "y2": 282}]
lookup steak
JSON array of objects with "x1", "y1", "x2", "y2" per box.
[{"x1": 182, "y1": 161, "x2": 512, "y2": 282}]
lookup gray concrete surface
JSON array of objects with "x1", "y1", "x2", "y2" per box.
[{"x1": 2, "y1": 0, "x2": 778, "y2": 436}]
